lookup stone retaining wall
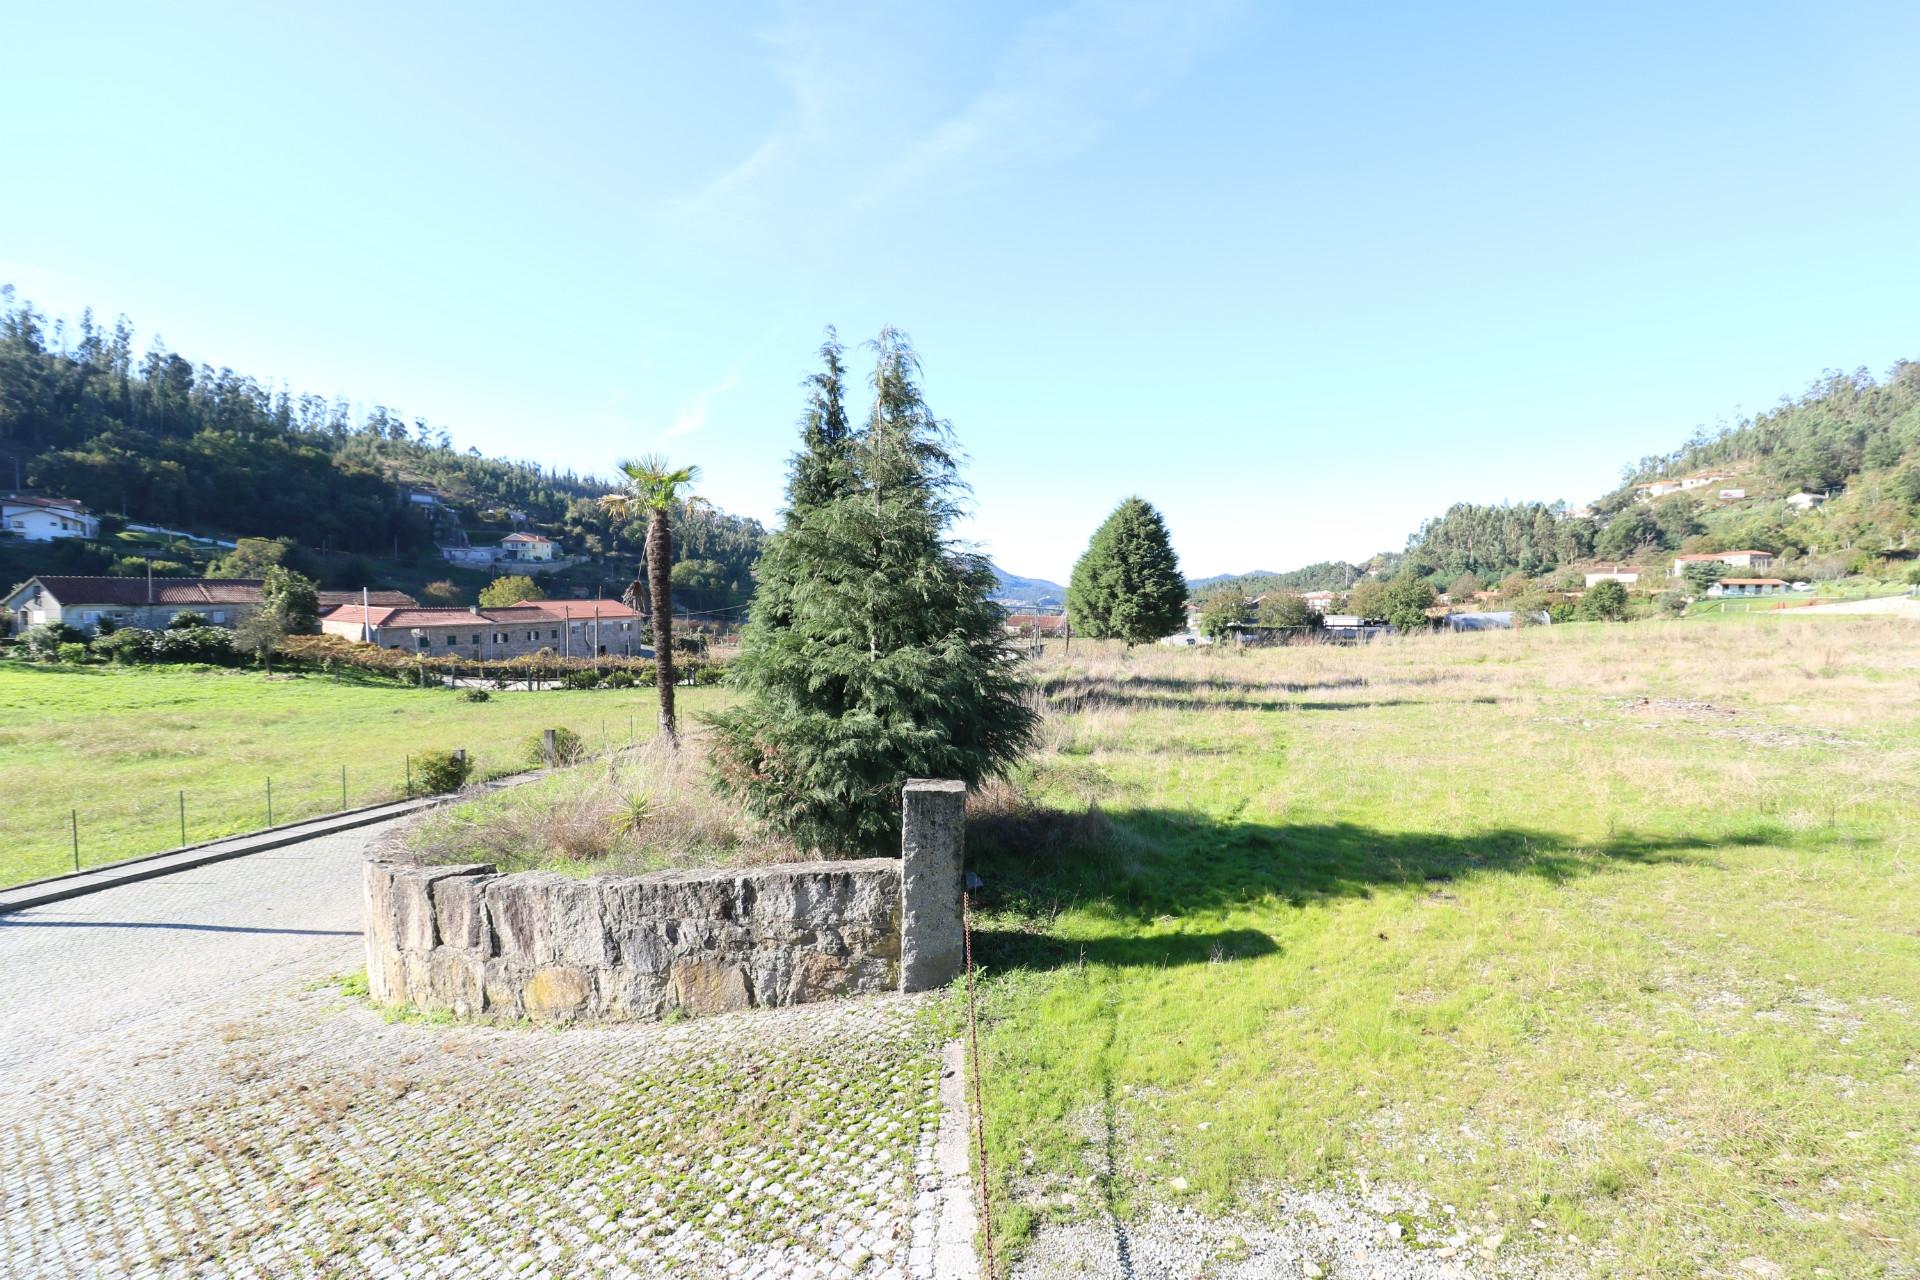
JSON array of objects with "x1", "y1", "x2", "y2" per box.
[{"x1": 364, "y1": 779, "x2": 966, "y2": 1022}]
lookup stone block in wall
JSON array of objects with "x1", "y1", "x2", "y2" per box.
[
  {"x1": 524, "y1": 965, "x2": 592, "y2": 1022},
  {"x1": 390, "y1": 868, "x2": 438, "y2": 953},
  {"x1": 430, "y1": 865, "x2": 496, "y2": 952},
  {"x1": 482, "y1": 957, "x2": 526, "y2": 1020},
  {"x1": 598, "y1": 967, "x2": 672, "y2": 1020},
  {"x1": 426, "y1": 947, "x2": 485, "y2": 1016},
  {"x1": 671, "y1": 958, "x2": 752, "y2": 1016}
]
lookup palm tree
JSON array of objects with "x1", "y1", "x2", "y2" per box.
[{"x1": 601, "y1": 455, "x2": 700, "y2": 747}]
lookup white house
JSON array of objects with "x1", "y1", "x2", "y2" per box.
[
  {"x1": 500, "y1": 532, "x2": 558, "y2": 562},
  {"x1": 1786, "y1": 492, "x2": 1827, "y2": 511},
  {"x1": 1670, "y1": 550, "x2": 1775, "y2": 578},
  {"x1": 1584, "y1": 567, "x2": 1640, "y2": 587},
  {"x1": 1301, "y1": 591, "x2": 1336, "y2": 613},
  {"x1": 2, "y1": 495, "x2": 100, "y2": 542},
  {"x1": 1717, "y1": 488, "x2": 1746, "y2": 501}
]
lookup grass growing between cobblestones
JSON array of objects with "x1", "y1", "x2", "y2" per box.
[
  {"x1": 970, "y1": 617, "x2": 1920, "y2": 1278},
  {"x1": 0, "y1": 661, "x2": 725, "y2": 887}
]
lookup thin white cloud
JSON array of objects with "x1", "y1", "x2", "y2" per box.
[
  {"x1": 852, "y1": 0, "x2": 1245, "y2": 209},
  {"x1": 659, "y1": 372, "x2": 742, "y2": 445},
  {"x1": 678, "y1": 0, "x2": 1244, "y2": 225}
]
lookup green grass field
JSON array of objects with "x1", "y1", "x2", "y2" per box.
[
  {"x1": 0, "y1": 661, "x2": 721, "y2": 887},
  {"x1": 972, "y1": 616, "x2": 1919, "y2": 1277}
]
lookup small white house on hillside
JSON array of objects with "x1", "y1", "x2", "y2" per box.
[
  {"x1": 1584, "y1": 567, "x2": 1640, "y2": 587},
  {"x1": 2, "y1": 495, "x2": 100, "y2": 542}
]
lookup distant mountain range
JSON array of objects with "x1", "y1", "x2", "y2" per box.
[{"x1": 989, "y1": 564, "x2": 1066, "y2": 610}]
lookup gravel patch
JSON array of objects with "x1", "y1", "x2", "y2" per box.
[{"x1": 1008, "y1": 1186, "x2": 1575, "y2": 1280}]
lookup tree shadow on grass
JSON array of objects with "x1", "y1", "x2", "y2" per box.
[
  {"x1": 968, "y1": 804, "x2": 1779, "y2": 975},
  {"x1": 1046, "y1": 692, "x2": 1474, "y2": 714}
]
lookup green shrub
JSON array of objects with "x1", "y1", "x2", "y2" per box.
[
  {"x1": 55, "y1": 641, "x2": 90, "y2": 664},
  {"x1": 461, "y1": 687, "x2": 491, "y2": 703},
  {"x1": 413, "y1": 749, "x2": 472, "y2": 794},
  {"x1": 151, "y1": 625, "x2": 236, "y2": 665},
  {"x1": 18, "y1": 622, "x2": 84, "y2": 660},
  {"x1": 562, "y1": 670, "x2": 603, "y2": 690},
  {"x1": 92, "y1": 628, "x2": 160, "y2": 663},
  {"x1": 603, "y1": 670, "x2": 636, "y2": 689},
  {"x1": 526, "y1": 726, "x2": 586, "y2": 767},
  {"x1": 165, "y1": 610, "x2": 210, "y2": 630}
]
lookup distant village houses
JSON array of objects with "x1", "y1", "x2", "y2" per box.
[
  {"x1": 1300, "y1": 591, "x2": 1336, "y2": 612},
  {"x1": 2, "y1": 495, "x2": 100, "y2": 542},
  {"x1": 2, "y1": 576, "x2": 416, "y2": 635},
  {"x1": 1002, "y1": 612, "x2": 1070, "y2": 638},
  {"x1": 439, "y1": 531, "x2": 563, "y2": 568}
]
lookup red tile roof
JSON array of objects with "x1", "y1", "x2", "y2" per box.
[
  {"x1": 321, "y1": 603, "x2": 563, "y2": 629},
  {"x1": 17, "y1": 576, "x2": 265, "y2": 606},
  {"x1": 500, "y1": 532, "x2": 554, "y2": 543},
  {"x1": 315, "y1": 590, "x2": 418, "y2": 609},
  {"x1": 2, "y1": 495, "x2": 92, "y2": 514},
  {"x1": 523, "y1": 599, "x2": 642, "y2": 620}
]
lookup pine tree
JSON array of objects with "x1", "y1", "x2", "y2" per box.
[
  {"x1": 710, "y1": 328, "x2": 1036, "y2": 855},
  {"x1": 1066, "y1": 497, "x2": 1188, "y2": 644}
]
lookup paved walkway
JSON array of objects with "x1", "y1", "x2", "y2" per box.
[{"x1": 0, "y1": 822, "x2": 951, "y2": 1280}]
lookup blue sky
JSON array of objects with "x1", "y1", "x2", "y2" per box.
[{"x1": 5, "y1": 1, "x2": 1917, "y2": 583}]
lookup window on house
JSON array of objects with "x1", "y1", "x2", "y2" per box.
[
  {"x1": 417, "y1": 635, "x2": 430, "y2": 648},
  {"x1": 472, "y1": 634, "x2": 480, "y2": 645},
  {"x1": 444, "y1": 634, "x2": 457, "y2": 646}
]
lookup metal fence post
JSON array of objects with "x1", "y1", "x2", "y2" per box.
[
  {"x1": 71, "y1": 809, "x2": 79, "y2": 873},
  {"x1": 179, "y1": 791, "x2": 186, "y2": 846},
  {"x1": 267, "y1": 777, "x2": 273, "y2": 826},
  {"x1": 341, "y1": 765, "x2": 348, "y2": 809},
  {"x1": 405, "y1": 754, "x2": 412, "y2": 797}
]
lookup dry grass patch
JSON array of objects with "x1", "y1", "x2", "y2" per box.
[{"x1": 403, "y1": 732, "x2": 805, "y2": 875}]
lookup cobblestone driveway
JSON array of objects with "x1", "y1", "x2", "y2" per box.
[{"x1": 0, "y1": 825, "x2": 951, "y2": 1279}]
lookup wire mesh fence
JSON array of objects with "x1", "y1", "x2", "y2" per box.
[{"x1": 3, "y1": 710, "x2": 670, "y2": 891}]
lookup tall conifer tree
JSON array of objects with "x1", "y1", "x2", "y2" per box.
[
  {"x1": 711, "y1": 328, "x2": 1035, "y2": 855},
  {"x1": 1066, "y1": 497, "x2": 1188, "y2": 644}
]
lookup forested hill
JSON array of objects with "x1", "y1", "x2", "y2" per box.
[
  {"x1": 0, "y1": 288, "x2": 607, "y2": 554},
  {"x1": 1206, "y1": 360, "x2": 1920, "y2": 596},
  {"x1": 1189, "y1": 561, "x2": 1370, "y2": 598},
  {"x1": 1400, "y1": 361, "x2": 1920, "y2": 584},
  {"x1": 1616, "y1": 363, "x2": 1920, "y2": 497}
]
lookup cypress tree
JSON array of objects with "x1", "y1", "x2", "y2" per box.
[
  {"x1": 710, "y1": 328, "x2": 1036, "y2": 855},
  {"x1": 1066, "y1": 497, "x2": 1188, "y2": 644},
  {"x1": 786, "y1": 327, "x2": 852, "y2": 515}
]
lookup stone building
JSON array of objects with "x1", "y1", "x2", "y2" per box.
[{"x1": 319, "y1": 599, "x2": 645, "y2": 658}]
